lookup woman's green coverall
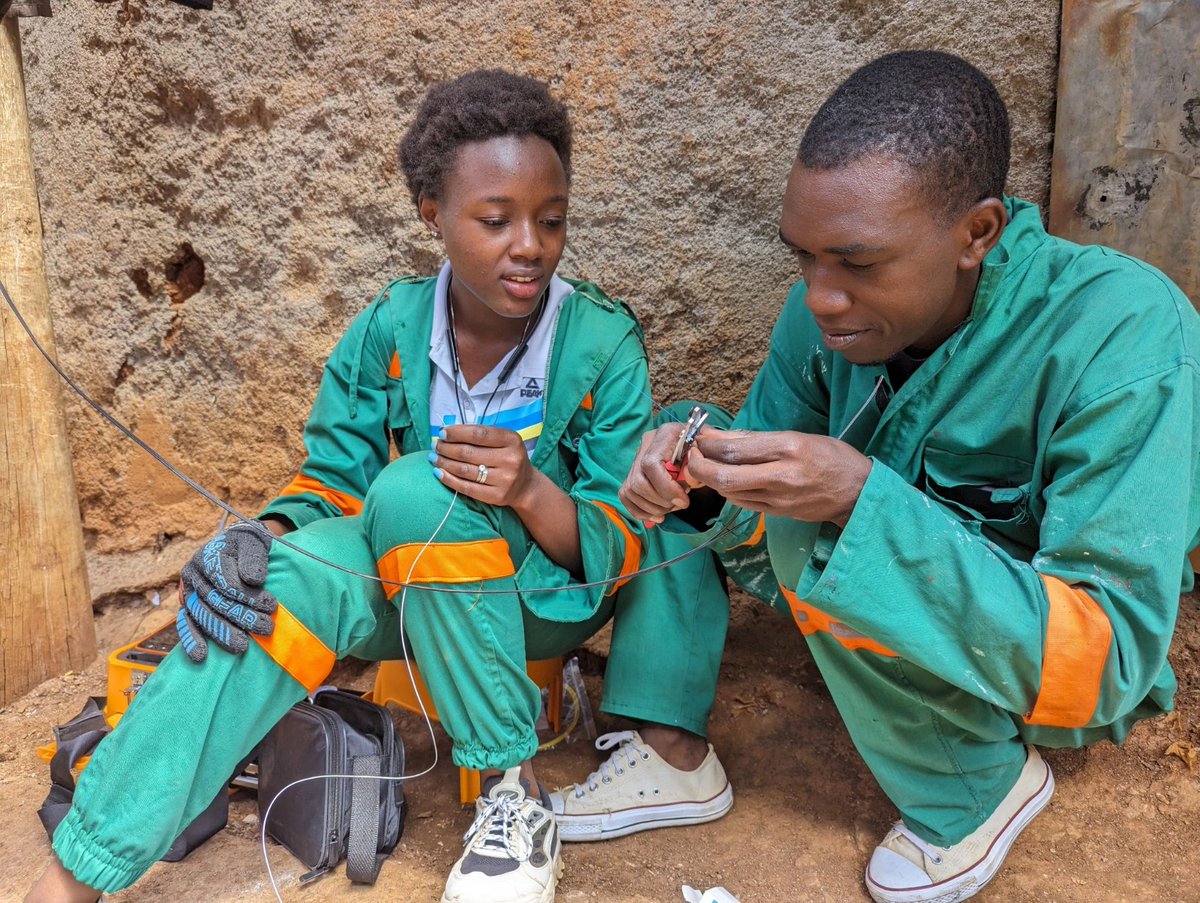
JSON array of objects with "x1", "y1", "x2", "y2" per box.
[{"x1": 50, "y1": 276, "x2": 731, "y2": 893}]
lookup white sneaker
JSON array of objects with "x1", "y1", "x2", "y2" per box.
[
  {"x1": 441, "y1": 767, "x2": 562, "y2": 903},
  {"x1": 865, "y1": 746, "x2": 1055, "y2": 903},
  {"x1": 548, "y1": 730, "x2": 733, "y2": 842}
]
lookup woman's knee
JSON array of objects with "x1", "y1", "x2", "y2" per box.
[{"x1": 363, "y1": 453, "x2": 459, "y2": 544}]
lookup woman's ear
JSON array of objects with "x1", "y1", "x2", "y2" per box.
[
  {"x1": 418, "y1": 194, "x2": 442, "y2": 239},
  {"x1": 956, "y1": 197, "x2": 1006, "y2": 270}
]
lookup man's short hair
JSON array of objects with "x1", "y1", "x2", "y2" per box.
[
  {"x1": 399, "y1": 69, "x2": 572, "y2": 207},
  {"x1": 798, "y1": 51, "x2": 1011, "y2": 220}
]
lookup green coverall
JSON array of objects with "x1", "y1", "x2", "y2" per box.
[
  {"x1": 51, "y1": 276, "x2": 731, "y2": 892},
  {"x1": 687, "y1": 197, "x2": 1200, "y2": 846}
]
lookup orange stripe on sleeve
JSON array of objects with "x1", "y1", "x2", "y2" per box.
[
  {"x1": 591, "y1": 501, "x2": 642, "y2": 596},
  {"x1": 1024, "y1": 575, "x2": 1113, "y2": 728},
  {"x1": 376, "y1": 539, "x2": 515, "y2": 599},
  {"x1": 278, "y1": 474, "x2": 364, "y2": 517},
  {"x1": 730, "y1": 514, "x2": 767, "y2": 549},
  {"x1": 252, "y1": 603, "x2": 336, "y2": 693},
  {"x1": 778, "y1": 585, "x2": 898, "y2": 657},
  {"x1": 388, "y1": 352, "x2": 402, "y2": 378}
]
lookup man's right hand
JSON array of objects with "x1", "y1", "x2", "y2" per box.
[
  {"x1": 618, "y1": 423, "x2": 708, "y2": 524},
  {"x1": 176, "y1": 520, "x2": 281, "y2": 663}
]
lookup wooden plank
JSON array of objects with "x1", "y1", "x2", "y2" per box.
[
  {"x1": 0, "y1": 15, "x2": 95, "y2": 705},
  {"x1": 1049, "y1": 0, "x2": 1200, "y2": 307},
  {"x1": 5, "y1": 1, "x2": 53, "y2": 18}
]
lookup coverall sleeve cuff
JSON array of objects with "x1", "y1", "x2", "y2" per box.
[
  {"x1": 52, "y1": 805, "x2": 153, "y2": 894},
  {"x1": 795, "y1": 458, "x2": 897, "y2": 605},
  {"x1": 656, "y1": 499, "x2": 755, "y2": 551},
  {"x1": 258, "y1": 498, "x2": 329, "y2": 531}
]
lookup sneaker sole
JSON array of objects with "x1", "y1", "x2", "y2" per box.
[
  {"x1": 556, "y1": 783, "x2": 734, "y2": 842},
  {"x1": 865, "y1": 761, "x2": 1055, "y2": 903},
  {"x1": 439, "y1": 856, "x2": 563, "y2": 903}
]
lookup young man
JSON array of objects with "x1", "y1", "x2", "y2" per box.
[{"x1": 621, "y1": 50, "x2": 1200, "y2": 903}]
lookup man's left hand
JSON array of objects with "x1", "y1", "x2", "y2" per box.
[{"x1": 689, "y1": 429, "x2": 872, "y2": 527}]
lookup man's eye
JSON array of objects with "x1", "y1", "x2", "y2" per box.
[
  {"x1": 844, "y1": 260, "x2": 876, "y2": 272},
  {"x1": 795, "y1": 249, "x2": 815, "y2": 261}
]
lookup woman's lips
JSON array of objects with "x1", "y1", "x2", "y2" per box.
[{"x1": 501, "y1": 275, "x2": 542, "y2": 299}]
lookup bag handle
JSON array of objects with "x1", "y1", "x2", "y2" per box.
[
  {"x1": 345, "y1": 754, "x2": 386, "y2": 884},
  {"x1": 37, "y1": 697, "x2": 113, "y2": 840}
]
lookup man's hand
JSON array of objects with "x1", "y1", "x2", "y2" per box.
[
  {"x1": 176, "y1": 520, "x2": 279, "y2": 663},
  {"x1": 687, "y1": 429, "x2": 872, "y2": 527},
  {"x1": 431, "y1": 424, "x2": 539, "y2": 510},
  {"x1": 618, "y1": 422, "x2": 703, "y2": 524}
]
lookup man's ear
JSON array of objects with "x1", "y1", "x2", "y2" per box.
[
  {"x1": 956, "y1": 198, "x2": 1007, "y2": 270},
  {"x1": 418, "y1": 194, "x2": 442, "y2": 238}
]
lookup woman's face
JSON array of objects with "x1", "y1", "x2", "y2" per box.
[{"x1": 420, "y1": 135, "x2": 569, "y2": 323}]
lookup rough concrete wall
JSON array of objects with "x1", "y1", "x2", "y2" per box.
[{"x1": 18, "y1": 0, "x2": 1060, "y2": 601}]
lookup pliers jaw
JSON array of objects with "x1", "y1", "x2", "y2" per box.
[{"x1": 665, "y1": 405, "x2": 709, "y2": 479}]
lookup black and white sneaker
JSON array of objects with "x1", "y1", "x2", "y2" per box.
[{"x1": 441, "y1": 767, "x2": 562, "y2": 903}]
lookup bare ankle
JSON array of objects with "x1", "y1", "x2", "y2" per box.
[
  {"x1": 639, "y1": 725, "x2": 708, "y2": 771},
  {"x1": 25, "y1": 857, "x2": 101, "y2": 903}
]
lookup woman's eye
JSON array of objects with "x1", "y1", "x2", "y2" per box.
[
  {"x1": 481, "y1": 218, "x2": 508, "y2": 228},
  {"x1": 541, "y1": 218, "x2": 566, "y2": 228},
  {"x1": 844, "y1": 260, "x2": 875, "y2": 272}
]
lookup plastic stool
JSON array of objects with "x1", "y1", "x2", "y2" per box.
[{"x1": 369, "y1": 657, "x2": 564, "y2": 804}]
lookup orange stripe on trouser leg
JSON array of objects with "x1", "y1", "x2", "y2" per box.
[
  {"x1": 1024, "y1": 575, "x2": 1113, "y2": 728},
  {"x1": 278, "y1": 473, "x2": 364, "y2": 517},
  {"x1": 590, "y1": 501, "x2": 642, "y2": 595},
  {"x1": 376, "y1": 539, "x2": 516, "y2": 600},
  {"x1": 252, "y1": 603, "x2": 337, "y2": 694},
  {"x1": 388, "y1": 351, "x2": 402, "y2": 378},
  {"x1": 778, "y1": 585, "x2": 898, "y2": 657}
]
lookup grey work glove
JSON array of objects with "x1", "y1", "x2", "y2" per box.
[{"x1": 176, "y1": 520, "x2": 278, "y2": 663}]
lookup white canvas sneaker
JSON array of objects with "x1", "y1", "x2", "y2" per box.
[
  {"x1": 548, "y1": 730, "x2": 733, "y2": 842},
  {"x1": 865, "y1": 746, "x2": 1055, "y2": 903},
  {"x1": 441, "y1": 767, "x2": 562, "y2": 903}
]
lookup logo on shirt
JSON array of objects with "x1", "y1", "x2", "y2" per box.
[{"x1": 520, "y1": 377, "x2": 544, "y2": 399}]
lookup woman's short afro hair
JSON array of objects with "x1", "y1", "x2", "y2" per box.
[
  {"x1": 798, "y1": 51, "x2": 1010, "y2": 220},
  {"x1": 399, "y1": 69, "x2": 572, "y2": 206}
]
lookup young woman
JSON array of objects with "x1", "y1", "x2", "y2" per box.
[{"x1": 28, "y1": 71, "x2": 731, "y2": 903}]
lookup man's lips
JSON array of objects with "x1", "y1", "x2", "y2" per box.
[{"x1": 821, "y1": 327, "x2": 868, "y2": 349}]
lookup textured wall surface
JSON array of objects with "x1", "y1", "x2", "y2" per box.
[{"x1": 18, "y1": 0, "x2": 1060, "y2": 600}]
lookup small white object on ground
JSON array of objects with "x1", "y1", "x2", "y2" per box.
[{"x1": 682, "y1": 885, "x2": 740, "y2": 903}]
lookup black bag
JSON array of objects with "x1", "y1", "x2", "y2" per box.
[
  {"x1": 256, "y1": 688, "x2": 406, "y2": 885},
  {"x1": 37, "y1": 697, "x2": 229, "y2": 862}
]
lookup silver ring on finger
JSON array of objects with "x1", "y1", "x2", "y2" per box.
[{"x1": 475, "y1": 463, "x2": 489, "y2": 484}]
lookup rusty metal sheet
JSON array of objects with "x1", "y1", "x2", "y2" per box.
[{"x1": 1049, "y1": 0, "x2": 1200, "y2": 307}]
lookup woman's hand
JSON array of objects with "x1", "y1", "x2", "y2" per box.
[
  {"x1": 431, "y1": 424, "x2": 538, "y2": 509},
  {"x1": 688, "y1": 429, "x2": 872, "y2": 527}
]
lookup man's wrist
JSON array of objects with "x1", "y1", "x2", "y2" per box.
[{"x1": 829, "y1": 455, "x2": 873, "y2": 528}]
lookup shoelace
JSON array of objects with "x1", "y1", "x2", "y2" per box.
[
  {"x1": 574, "y1": 730, "x2": 652, "y2": 798},
  {"x1": 462, "y1": 793, "x2": 533, "y2": 862},
  {"x1": 891, "y1": 822, "x2": 945, "y2": 865}
]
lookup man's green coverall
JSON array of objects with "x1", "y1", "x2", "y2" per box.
[
  {"x1": 50, "y1": 276, "x2": 730, "y2": 893},
  {"x1": 690, "y1": 197, "x2": 1200, "y2": 845}
]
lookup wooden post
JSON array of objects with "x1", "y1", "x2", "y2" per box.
[{"x1": 0, "y1": 7, "x2": 96, "y2": 706}]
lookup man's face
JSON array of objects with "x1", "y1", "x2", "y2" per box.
[{"x1": 778, "y1": 155, "x2": 979, "y2": 365}]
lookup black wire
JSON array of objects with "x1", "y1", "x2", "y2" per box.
[{"x1": 1, "y1": 272, "x2": 758, "y2": 595}]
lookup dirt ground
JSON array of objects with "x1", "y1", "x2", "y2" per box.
[{"x1": 3, "y1": 588, "x2": 1199, "y2": 903}]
